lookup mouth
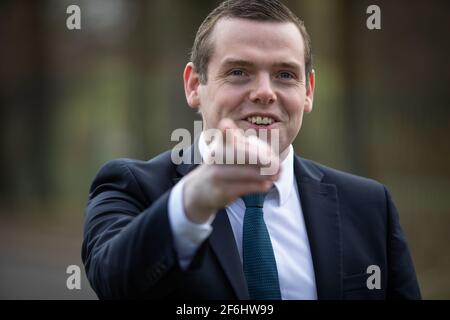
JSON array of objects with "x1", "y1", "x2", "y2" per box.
[{"x1": 240, "y1": 114, "x2": 281, "y2": 128}]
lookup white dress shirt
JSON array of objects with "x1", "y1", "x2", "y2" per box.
[{"x1": 168, "y1": 133, "x2": 318, "y2": 299}]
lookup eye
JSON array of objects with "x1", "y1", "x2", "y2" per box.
[
  {"x1": 277, "y1": 71, "x2": 296, "y2": 80},
  {"x1": 228, "y1": 69, "x2": 246, "y2": 77}
]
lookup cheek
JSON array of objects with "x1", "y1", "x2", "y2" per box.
[
  {"x1": 281, "y1": 90, "x2": 306, "y2": 122},
  {"x1": 214, "y1": 86, "x2": 247, "y2": 113}
]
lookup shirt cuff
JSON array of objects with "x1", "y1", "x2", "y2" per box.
[{"x1": 168, "y1": 177, "x2": 215, "y2": 270}]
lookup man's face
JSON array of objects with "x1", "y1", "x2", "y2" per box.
[{"x1": 184, "y1": 18, "x2": 315, "y2": 156}]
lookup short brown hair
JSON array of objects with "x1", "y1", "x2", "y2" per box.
[{"x1": 190, "y1": 0, "x2": 313, "y2": 84}]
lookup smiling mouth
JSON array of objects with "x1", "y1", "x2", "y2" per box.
[{"x1": 245, "y1": 116, "x2": 276, "y2": 126}]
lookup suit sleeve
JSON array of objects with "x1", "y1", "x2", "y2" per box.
[
  {"x1": 168, "y1": 178, "x2": 214, "y2": 270},
  {"x1": 384, "y1": 186, "x2": 422, "y2": 299},
  {"x1": 81, "y1": 159, "x2": 206, "y2": 299}
]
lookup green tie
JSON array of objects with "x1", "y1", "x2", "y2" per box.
[{"x1": 242, "y1": 193, "x2": 281, "y2": 300}]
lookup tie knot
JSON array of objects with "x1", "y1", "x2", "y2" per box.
[{"x1": 242, "y1": 193, "x2": 266, "y2": 208}]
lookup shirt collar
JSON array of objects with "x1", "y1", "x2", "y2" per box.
[
  {"x1": 198, "y1": 132, "x2": 294, "y2": 206},
  {"x1": 273, "y1": 144, "x2": 294, "y2": 206}
]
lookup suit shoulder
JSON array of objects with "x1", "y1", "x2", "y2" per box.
[
  {"x1": 300, "y1": 158, "x2": 386, "y2": 194},
  {"x1": 299, "y1": 158, "x2": 392, "y2": 222},
  {"x1": 90, "y1": 150, "x2": 175, "y2": 194},
  {"x1": 97, "y1": 151, "x2": 173, "y2": 176}
]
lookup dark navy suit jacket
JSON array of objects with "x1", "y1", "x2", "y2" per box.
[{"x1": 82, "y1": 145, "x2": 421, "y2": 299}]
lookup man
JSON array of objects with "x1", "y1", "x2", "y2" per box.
[{"x1": 82, "y1": 0, "x2": 421, "y2": 299}]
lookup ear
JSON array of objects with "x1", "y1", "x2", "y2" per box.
[
  {"x1": 184, "y1": 62, "x2": 201, "y2": 109},
  {"x1": 304, "y1": 69, "x2": 315, "y2": 114}
]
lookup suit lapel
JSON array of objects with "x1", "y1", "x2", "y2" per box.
[
  {"x1": 294, "y1": 156, "x2": 343, "y2": 299},
  {"x1": 210, "y1": 210, "x2": 250, "y2": 299}
]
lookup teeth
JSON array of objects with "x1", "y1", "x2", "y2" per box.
[{"x1": 246, "y1": 116, "x2": 274, "y2": 125}]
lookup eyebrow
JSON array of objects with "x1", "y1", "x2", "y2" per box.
[{"x1": 220, "y1": 58, "x2": 302, "y2": 72}]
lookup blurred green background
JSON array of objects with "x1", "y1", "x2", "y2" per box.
[{"x1": 0, "y1": 0, "x2": 449, "y2": 299}]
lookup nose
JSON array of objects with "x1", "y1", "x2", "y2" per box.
[{"x1": 249, "y1": 73, "x2": 277, "y2": 105}]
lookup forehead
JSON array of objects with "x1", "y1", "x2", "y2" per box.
[{"x1": 208, "y1": 17, "x2": 305, "y2": 69}]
